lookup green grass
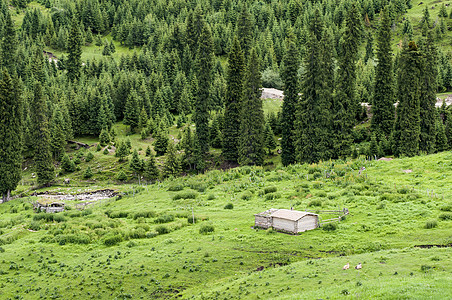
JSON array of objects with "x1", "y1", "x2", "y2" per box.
[{"x1": 2, "y1": 151, "x2": 452, "y2": 298}]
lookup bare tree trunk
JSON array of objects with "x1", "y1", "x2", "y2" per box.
[{"x1": 7, "y1": 189, "x2": 10, "y2": 201}]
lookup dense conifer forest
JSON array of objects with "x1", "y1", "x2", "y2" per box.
[{"x1": 0, "y1": 0, "x2": 452, "y2": 197}]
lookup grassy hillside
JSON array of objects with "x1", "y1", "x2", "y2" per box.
[{"x1": 1, "y1": 151, "x2": 451, "y2": 298}]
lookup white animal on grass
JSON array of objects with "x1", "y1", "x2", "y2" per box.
[
  {"x1": 355, "y1": 263, "x2": 362, "y2": 270},
  {"x1": 342, "y1": 263, "x2": 350, "y2": 270}
]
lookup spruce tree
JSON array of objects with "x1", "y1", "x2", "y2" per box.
[
  {"x1": 129, "y1": 149, "x2": 142, "y2": 175},
  {"x1": 393, "y1": 41, "x2": 422, "y2": 157},
  {"x1": 296, "y1": 10, "x2": 334, "y2": 163},
  {"x1": 334, "y1": 4, "x2": 362, "y2": 158},
  {"x1": 99, "y1": 128, "x2": 110, "y2": 146},
  {"x1": 153, "y1": 127, "x2": 169, "y2": 156},
  {"x1": 419, "y1": 33, "x2": 438, "y2": 154},
  {"x1": 61, "y1": 154, "x2": 75, "y2": 172},
  {"x1": 281, "y1": 29, "x2": 299, "y2": 166},
  {"x1": 144, "y1": 150, "x2": 160, "y2": 182},
  {"x1": 181, "y1": 126, "x2": 195, "y2": 170},
  {"x1": 123, "y1": 89, "x2": 139, "y2": 130},
  {"x1": 1, "y1": 12, "x2": 18, "y2": 73},
  {"x1": 236, "y1": 5, "x2": 253, "y2": 57},
  {"x1": 50, "y1": 106, "x2": 67, "y2": 161},
  {"x1": 371, "y1": 7, "x2": 395, "y2": 137},
  {"x1": 115, "y1": 141, "x2": 129, "y2": 161},
  {"x1": 222, "y1": 37, "x2": 244, "y2": 162},
  {"x1": 0, "y1": 70, "x2": 22, "y2": 201},
  {"x1": 436, "y1": 113, "x2": 448, "y2": 152},
  {"x1": 163, "y1": 142, "x2": 181, "y2": 178},
  {"x1": 31, "y1": 81, "x2": 55, "y2": 186},
  {"x1": 264, "y1": 122, "x2": 277, "y2": 155},
  {"x1": 445, "y1": 109, "x2": 452, "y2": 149},
  {"x1": 194, "y1": 18, "x2": 214, "y2": 156},
  {"x1": 67, "y1": 17, "x2": 83, "y2": 81},
  {"x1": 238, "y1": 48, "x2": 265, "y2": 166},
  {"x1": 364, "y1": 31, "x2": 374, "y2": 62}
]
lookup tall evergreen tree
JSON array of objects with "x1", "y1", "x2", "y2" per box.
[
  {"x1": 393, "y1": 41, "x2": 422, "y2": 157},
  {"x1": 67, "y1": 17, "x2": 83, "y2": 81},
  {"x1": 238, "y1": 48, "x2": 265, "y2": 166},
  {"x1": 333, "y1": 4, "x2": 362, "y2": 158},
  {"x1": 222, "y1": 37, "x2": 244, "y2": 162},
  {"x1": 50, "y1": 106, "x2": 67, "y2": 160},
  {"x1": 281, "y1": 29, "x2": 299, "y2": 166},
  {"x1": 435, "y1": 112, "x2": 448, "y2": 152},
  {"x1": 1, "y1": 12, "x2": 18, "y2": 73},
  {"x1": 123, "y1": 89, "x2": 139, "y2": 130},
  {"x1": 0, "y1": 70, "x2": 22, "y2": 201},
  {"x1": 264, "y1": 122, "x2": 277, "y2": 155},
  {"x1": 296, "y1": 10, "x2": 334, "y2": 163},
  {"x1": 371, "y1": 7, "x2": 395, "y2": 137},
  {"x1": 31, "y1": 81, "x2": 55, "y2": 186},
  {"x1": 193, "y1": 18, "x2": 214, "y2": 156},
  {"x1": 144, "y1": 150, "x2": 160, "y2": 181},
  {"x1": 163, "y1": 142, "x2": 181, "y2": 178},
  {"x1": 418, "y1": 33, "x2": 438, "y2": 154},
  {"x1": 236, "y1": 4, "x2": 253, "y2": 57}
]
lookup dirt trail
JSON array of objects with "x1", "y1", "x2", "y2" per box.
[{"x1": 36, "y1": 189, "x2": 117, "y2": 202}]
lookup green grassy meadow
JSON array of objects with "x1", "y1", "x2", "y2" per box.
[{"x1": 2, "y1": 150, "x2": 452, "y2": 299}]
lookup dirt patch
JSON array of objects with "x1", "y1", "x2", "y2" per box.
[
  {"x1": 402, "y1": 169, "x2": 412, "y2": 173},
  {"x1": 36, "y1": 189, "x2": 117, "y2": 202},
  {"x1": 261, "y1": 88, "x2": 284, "y2": 99},
  {"x1": 414, "y1": 244, "x2": 452, "y2": 248},
  {"x1": 378, "y1": 157, "x2": 393, "y2": 161}
]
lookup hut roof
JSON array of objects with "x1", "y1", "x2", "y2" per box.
[{"x1": 270, "y1": 209, "x2": 318, "y2": 221}]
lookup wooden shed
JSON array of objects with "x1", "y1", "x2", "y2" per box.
[{"x1": 254, "y1": 209, "x2": 319, "y2": 234}]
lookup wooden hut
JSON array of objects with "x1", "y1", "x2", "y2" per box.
[{"x1": 254, "y1": 209, "x2": 319, "y2": 234}]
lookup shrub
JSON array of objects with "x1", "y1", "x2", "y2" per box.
[
  {"x1": 265, "y1": 192, "x2": 281, "y2": 200},
  {"x1": 425, "y1": 220, "x2": 438, "y2": 229},
  {"x1": 0, "y1": 247, "x2": 4, "y2": 253},
  {"x1": 103, "y1": 234, "x2": 123, "y2": 246},
  {"x1": 28, "y1": 221, "x2": 41, "y2": 231},
  {"x1": 103, "y1": 148, "x2": 109, "y2": 155},
  {"x1": 106, "y1": 211, "x2": 129, "y2": 219},
  {"x1": 133, "y1": 211, "x2": 156, "y2": 219},
  {"x1": 33, "y1": 213, "x2": 66, "y2": 223},
  {"x1": 308, "y1": 199, "x2": 322, "y2": 207},
  {"x1": 207, "y1": 194, "x2": 216, "y2": 200},
  {"x1": 55, "y1": 234, "x2": 91, "y2": 245},
  {"x1": 264, "y1": 186, "x2": 277, "y2": 194},
  {"x1": 83, "y1": 167, "x2": 93, "y2": 179},
  {"x1": 155, "y1": 225, "x2": 170, "y2": 235},
  {"x1": 187, "y1": 215, "x2": 198, "y2": 224},
  {"x1": 128, "y1": 228, "x2": 146, "y2": 239},
  {"x1": 116, "y1": 170, "x2": 127, "y2": 181},
  {"x1": 172, "y1": 191, "x2": 198, "y2": 200},
  {"x1": 155, "y1": 214, "x2": 175, "y2": 224},
  {"x1": 199, "y1": 224, "x2": 215, "y2": 234},
  {"x1": 438, "y1": 213, "x2": 452, "y2": 221},
  {"x1": 440, "y1": 203, "x2": 452, "y2": 212},
  {"x1": 224, "y1": 203, "x2": 234, "y2": 209},
  {"x1": 167, "y1": 184, "x2": 184, "y2": 191},
  {"x1": 241, "y1": 191, "x2": 253, "y2": 200},
  {"x1": 85, "y1": 152, "x2": 94, "y2": 162},
  {"x1": 323, "y1": 223, "x2": 337, "y2": 231}
]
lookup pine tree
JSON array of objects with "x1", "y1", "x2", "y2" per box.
[
  {"x1": 371, "y1": 7, "x2": 395, "y2": 137},
  {"x1": 393, "y1": 41, "x2": 422, "y2": 157},
  {"x1": 264, "y1": 122, "x2": 277, "y2": 155},
  {"x1": 181, "y1": 126, "x2": 195, "y2": 170},
  {"x1": 436, "y1": 113, "x2": 448, "y2": 152},
  {"x1": 31, "y1": 81, "x2": 55, "y2": 186},
  {"x1": 369, "y1": 133, "x2": 379, "y2": 159},
  {"x1": 194, "y1": 18, "x2": 214, "y2": 156},
  {"x1": 144, "y1": 150, "x2": 160, "y2": 181},
  {"x1": 123, "y1": 89, "x2": 139, "y2": 130},
  {"x1": 129, "y1": 149, "x2": 142, "y2": 174},
  {"x1": 333, "y1": 4, "x2": 362, "y2": 158},
  {"x1": 238, "y1": 48, "x2": 265, "y2": 166},
  {"x1": 0, "y1": 70, "x2": 22, "y2": 201},
  {"x1": 222, "y1": 37, "x2": 244, "y2": 162},
  {"x1": 163, "y1": 142, "x2": 181, "y2": 178},
  {"x1": 281, "y1": 29, "x2": 299, "y2": 166},
  {"x1": 236, "y1": 5, "x2": 253, "y2": 57},
  {"x1": 115, "y1": 141, "x2": 129, "y2": 161},
  {"x1": 99, "y1": 128, "x2": 110, "y2": 146},
  {"x1": 1, "y1": 12, "x2": 18, "y2": 73},
  {"x1": 138, "y1": 107, "x2": 148, "y2": 129},
  {"x1": 296, "y1": 10, "x2": 334, "y2": 163},
  {"x1": 83, "y1": 167, "x2": 93, "y2": 179},
  {"x1": 364, "y1": 31, "x2": 374, "y2": 62},
  {"x1": 153, "y1": 126, "x2": 169, "y2": 156},
  {"x1": 50, "y1": 106, "x2": 67, "y2": 161},
  {"x1": 419, "y1": 33, "x2": 438, "y2": 154},
  {"x1": 67, "y1": 17, "x2": 83, "y2": 81},
  {"x1": 61, "y1": 154, "x2": 76, "y2": 172}
]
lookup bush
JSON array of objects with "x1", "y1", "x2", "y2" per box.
[
  {"x1": 241, "y1": 191, "x2": 253, "y2": 200},
  {"x1": 103, "y1": 148, "x2": 109, "y2": 155},
  {"x1": 224, "y1": 203, "x2": 234, "y2": 209},
  {"x1": 55, "y1": 234, "x2": 91, "y2": 245},
  {"x1": 199, "y1": 224, "x2": 215, "y2": 234},
  {"x1": 103, "y1": 234, "x2": 123, "y2": 246},
  {"x1": 83, "y1": 167, "x2": 93, "y2": 179},
  {"x1": 308, "y1": 199, "x2": 322, "y2": 207},
  {"x1": 128, "y1": 228, "x2": 146, "y2": 239},
  {"x1": 28, "y1": 221, "x2": 41, "y2": 231},
  {"x1": 425, "y1": 219, "x2": 438, "y2": 229},
  {"x1": 155, "y1": 214, "x2": 175, "y2": 224},
  {"x1": 322, "y1": 223, "x2": 337, "y2": 231},
  {"x1": 172, "y1": 191, "x2": 198, "y2": 200},
  {"x1": 187, "y1": 215, "x2": 198, "y2": 224},
  {"x1": 207, "y1": 194, "x2": 216, "y2": 200},
  {"x1": 265, "y1": 192, "x2": 281, "y2": 200},
  {"x1": 264, "y1": 186, "x2": 277, "y2": 194},
  {"x1": 261, "y1": 67, "x2": 283, "y2": 89},
  {"x1": 106, "y1": 211, "x2": 129, "y2": 218},
  {"x1": 155, "y1": 225, "x2": 170, "y2": 235},
  {"x1": 167, "y1": 184, "x2": 184, "y2": 191},
  {"x1": 438, "y1": 213, "x2": 452, "y2": 220},
  {"x1": 440, "y1": 203, "x2": 452, "y2": 212},
  {"x1": 85, "y1": 152, "x2": 94, "y2": 162},
  {"x1": 116, "y1": 170, "x2": 127, "y2": 181},
  {"x1": 33, "y1": 213, "x2": 66, "y2": 223},
  {"x1": 133, "y1": 211, "x2": 156, "y2": 219}
]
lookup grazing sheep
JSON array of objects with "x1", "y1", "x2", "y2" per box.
[
  {"x1": 343, "y1": 263, "x2": 350, "y2": 270},
  {"x1": 355, "y1": 263, "x2": 362, "y2": 270}
]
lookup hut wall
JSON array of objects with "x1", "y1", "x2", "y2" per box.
[
  {"x1": 297, "y1": 215, "x2": 318, "y2": 232},
  {"x1": 254, "y1": 215, "x2": 272, "y2": 229},
  {"x1": 272, "y1": 217, "x2": 296, "y2": 233}
]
